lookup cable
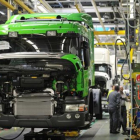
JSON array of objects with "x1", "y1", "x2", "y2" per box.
[
  {"x1": 114, "y1": 38, "x2": 128, "y2": 82},
  {"x1": 115, "y1": 39, "x2": 117, "y2": 78},
  {"x1": 120, "y1": 47, "x2": 131, "y2": 80},
  {"x1": 114, "y1": 38, "x2": 131, "y2": 80},
  {"x1": 114, "y1": 38, "x2": 132, "y2": 80},
  {"x1": 119, "y1": 0, "x2": 138, "y2": 29},
  {"x1": 0, "y1": 128, "x2": 25, "y2": 140}
]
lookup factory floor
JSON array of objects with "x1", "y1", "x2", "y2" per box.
[{"x1": 0, "y1": 113, "x2": 129, "y2": 140}]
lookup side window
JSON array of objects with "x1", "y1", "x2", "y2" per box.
[
  {"x1": 63, "y1": 38, "x2": 78, "y2": 55},
  {"x1": 81, "y1": 37, "x2": 90, "y2": 69},
  {"x1": 69, "y1": 38, "x2": 78, "y2": 55}
]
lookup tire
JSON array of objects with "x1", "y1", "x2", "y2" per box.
[
  {"x1": 95, "y1": 91, "x2": 102, "y2": 120},
  {"x1": 85, "y1": 91, "x2": 93, "y2": 122}
]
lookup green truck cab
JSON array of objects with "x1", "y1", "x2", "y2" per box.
[{"x1": 0, "y1": 13, "x2": 102, "y2": 129}]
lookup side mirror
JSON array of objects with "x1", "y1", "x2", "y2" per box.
[{"x1": 82, "y1": 41, "x2": 90, "y2": 69}]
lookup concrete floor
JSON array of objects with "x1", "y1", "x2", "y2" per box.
[
  {"x1": 0, "y1": 113, "x2": 129, "y2": 140},
  {"x1": 77, "y1": 113, "x2": 128, "y2": 140},
  {"x1": 92, "y1": 116, "x2": 128, "y2": 140}
]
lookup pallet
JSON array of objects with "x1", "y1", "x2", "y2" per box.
[{"x1": 24, "y1": 132, "x2": 66, "y2": 140}]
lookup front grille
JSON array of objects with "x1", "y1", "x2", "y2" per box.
[{"x1": 14, "y1": 94, "x2": 53, "y2": 116}]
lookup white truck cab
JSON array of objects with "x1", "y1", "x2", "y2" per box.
[{"x1": 94, "y1": 48, "x2": 114, "y2": 112}]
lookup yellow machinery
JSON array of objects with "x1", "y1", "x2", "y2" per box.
[{"x1": 125, "y1": 63, "x2": 140, "y2": 140}]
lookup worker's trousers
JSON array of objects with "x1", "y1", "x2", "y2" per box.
[
  {"x1": 109, "y1": 108, "x2": 118, "y2": 132},
  {"x1": 119, "y1": 106, "x2": 127, "y2": 132}
]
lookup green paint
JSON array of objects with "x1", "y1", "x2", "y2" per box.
[
  {"x1": 52, "y1": 79, "x2": 57, "y2": 91},
  {"x1": 6, "y1": 13, "x2": 93, "y2": 28},
  {"x1": 64, "y1": 85, "x2": 68, "y2": 90},
  {"x1": 0, "y1": 13, "x2": 95, "y2": 98}
]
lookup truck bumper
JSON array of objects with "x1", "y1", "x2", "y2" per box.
[
  {"x1": 102, "y1": 97, "x2": 108, "y2": 112},
  {"x1": 102, "y1": 107, "x2": 108, "y2": 112},
  {"x1": 0, "y1": 112, "x2": 86, "y2": 129}
]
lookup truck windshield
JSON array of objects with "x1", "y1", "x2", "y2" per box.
[
  {"x1": 95, "y1": 64, "x2": 108, "y2": 73},
  {"x1": 0, "y1": 35, "x2": 79, "y2": 55}
]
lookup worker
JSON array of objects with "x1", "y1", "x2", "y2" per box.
[
  {"x1": 118, "y1": 86, "x2": 129, "y2": 135},
  {"x1": 108, "y1": 85, "x2": 120, "y2": 134},
  {"x1": 107, "y1": 85, "x2": 115, "y2": 99}
]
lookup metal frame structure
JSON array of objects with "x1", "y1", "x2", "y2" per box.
[{"x1": 0, "y1": 0, "x2": 138, "y2": 51}]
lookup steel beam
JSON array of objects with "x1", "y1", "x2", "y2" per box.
[
  {"x1": 94, "y1": 30, "x2": 138, "y2": 35},
  {"x1": 52, "y1": 7, "x2": 127, "y2": 13},
  {"x1": 96, "y1": 42, "x2": 138, "y2": 46},
  {"x1": 47, "y1": 0, "x2": 119, "y2": 3},
  {"x1": 90, "y1": 0, "x2": 110, "y2": 49},
  {"x1": 91, "y1": 0, "x2": 105, "y2": 31},
  {"x1": 92, "y1": 24, "x2": 101, "y2": 44},
  {"x1": 0, "y1": 0, "x2": 15, "y2": 11},
  {"x1": 94, "y1": 30, "x2": 125, "y2": 35},
  {"x1": 39, "y1": 0, "x2": 55, "y2": 12},
  {"x1": 96, "y1": 42, "x2": 125, "y2": 46},
  {"x1": 14, "y1": 0, "x2": 34, "y2": 14},
  {"x1": 73, "y1": 0, "x2": 101, "y2": 44},
  {"x1": 75, "y1": 0, "x2": 85, "y2": 13},
  {"x1": 0, "y1": 0, "x2": 22, "y2": 14},
  {"x1": 93, "y1": 23, "x2": 125, "y2": 28}
]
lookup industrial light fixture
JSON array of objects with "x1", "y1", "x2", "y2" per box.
[
  {"x1": 0, "y1": 11, "x2": 5, "y2": 15},
  {"x1": 103, "y1": 13, "x2": 111, "y2": 20},
  {"x1": 98, "y1": 2, "x2": 108, "y2": 7}
]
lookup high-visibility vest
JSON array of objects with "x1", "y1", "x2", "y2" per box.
[{"x1": 107, "y1": 90, "x2": 114, "y2": 99}]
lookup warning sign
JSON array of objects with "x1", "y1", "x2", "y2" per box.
[{"x1": 136, "y1": 74, "x2": 140, "y2": 83}]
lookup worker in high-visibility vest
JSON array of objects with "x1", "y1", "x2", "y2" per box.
[{"x1": 107, "y1": 85, "x2": 115, "y2": 100}]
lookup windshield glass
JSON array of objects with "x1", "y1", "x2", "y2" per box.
[
  {"x1": 0, "y1": 35, "x2": 79, "y2": 55},
  {"x1": 95, "y1": 64, "x2": 108, "y2": 73}
]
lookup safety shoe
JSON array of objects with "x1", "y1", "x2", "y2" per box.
[
  {"x1": 117, "y1": 128, "x2": 120, "y2": 132},
  {"x1": 112, "y1": 131, "x2": 119, "y2": 134},
  {"x1": 122, "y1": 131, "x2": 127, "y2": 135}
]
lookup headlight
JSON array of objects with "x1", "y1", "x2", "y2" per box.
[
  {"x1": 75, "y1": 114, "x2": 80, "y2": 119},
  {"x1": 66, "y1": 114, "x2": 71, "y2": 119},
  {"x1": 8, "y1": 32, "x2": 18, "y2": 37},
  {"x1": 65, "y1": 104, "x2": 79, "y2": 112},
  {"x1": 65, "y1": 104, "x2": 86, "y2": 112}
]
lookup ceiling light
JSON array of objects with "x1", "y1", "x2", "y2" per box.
[
  {"x1": 103, "y1": 13, "x2": 110, "y2": 20},
  {"x1": 0, "y1": 11, "x2": 5, "y2": 15}
]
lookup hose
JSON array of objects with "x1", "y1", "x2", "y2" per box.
[
  {"x1": 0, "y1": 128, "x2": 25, "y2": 140},
  {"x1": 114, "y1": 38, "x2": 128, "y2": 81},
  {"x1": 120, "y1": 47, "x2": 131, "y2": 80}
]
